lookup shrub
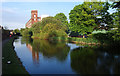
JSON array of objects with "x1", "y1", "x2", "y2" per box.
[{"x1": 21, "y1": 29, "x2": 33, "y2": 37}]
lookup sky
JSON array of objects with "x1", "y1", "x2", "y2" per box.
[
  {"x1": 1, "y1": 0, "x2": 117, "y2": 30},
  {"x1": 1, "y1": 2, "x2": 83, "y2": 30}
]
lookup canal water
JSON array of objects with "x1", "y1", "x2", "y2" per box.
[{"x1": 13, "y1": 37, "x2": 120, "y2": 74}]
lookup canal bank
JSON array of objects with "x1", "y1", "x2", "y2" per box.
[
  {"x1": 13, "y1": 36, "x2": 120, "y2": 74},
  {"x1": 2, "y1": 36, "x2": 29, "y2": 75}
]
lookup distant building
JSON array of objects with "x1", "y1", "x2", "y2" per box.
[{"x1": 26, "y1": 10, "x2": 41, "y2": 28}]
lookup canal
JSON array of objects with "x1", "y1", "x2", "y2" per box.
[{"x1": 13, "y1": 37, "x2": 120, "y2": 74}]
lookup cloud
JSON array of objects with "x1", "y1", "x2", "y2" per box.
[
  {"x1": 2, "y1": 22, "x2": 25, "y2": 30},
  {"x1": 1, "y1": 0, "x2": 85, "y2": 2},
  {"x1": 41, "y1": 14, "x2": 49, "y2": 19},
  {"x1": 2, "y1": 7, "x2": 18, "y2": 14}
]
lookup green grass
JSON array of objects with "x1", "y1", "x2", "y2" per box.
[
  {"x1": 2, "y1": 37, "x2": 29, "y2": 75},
  {"x1": 49, "y1": 37, "x2": 100, "y2": 45}
]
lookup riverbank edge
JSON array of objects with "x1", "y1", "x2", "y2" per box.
[
  {"x1": 2, "y1": 36, "x2": 30, "y2": 75},
  {"x1": 32, "y1": 36, "x2": 101, "y2": 45}
]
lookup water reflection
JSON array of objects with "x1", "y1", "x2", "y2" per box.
[
  {"x1": 18, "y1": 37, "x2": 120, "y2": 74},
  {"x1": 26, "y1": 43, "x2": 39, "y2": 64},
  {"x1": 70, "y1": 47, "x2": 120, "y2": 74},
  {"x1": 21, "y1": 37, "x2": 70, "y2": 62}
]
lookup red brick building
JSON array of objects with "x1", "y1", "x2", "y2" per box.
[{"x1": 26, "y1": 10, "x2": 41, "y2": 28}]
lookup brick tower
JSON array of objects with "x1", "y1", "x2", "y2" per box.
[
  {"x1": 26, "y1": 10, "x2": 41, "y2": 28},
  {"x1": 31, "y1": 10, "x2": 38, "y2": 24}
]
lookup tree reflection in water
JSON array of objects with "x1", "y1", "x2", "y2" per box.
[
  {"x1": 20, "y1": 37, "x2": 120, "y2": 74},
  {"x1": 70, "y1": 46, "x2": 120, "y2": 74},
  {"x1": 32, "y1": 39, "x2": 70, "y2": 61},
  {"x1": 21, "y1": 37, "x2": 70, "y2": 63}
]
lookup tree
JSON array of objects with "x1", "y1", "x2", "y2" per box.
[
  {"x1": 98, "y1": 2, "x2": 113, "y2": 28},
  {"x1": 54, "y1": 13, "x2": 69, "y2": 33},
  {"x1": 31, "y1": 16, "x2": 68, "y2": 39},
  {"x1": 54, "y1": 13, "x2": 68, "y2": 25},
  {"x1": 111, "y1": 1, "x2": 120, "y2": 41},
  {"x1": 31, "y1": 22, "x2": 41, "y2": 36},
  {"x1": 21, "y1": 28, "x2": 33, "y2": 37},
  {"x1": 69, "y1": 2, "x2": 99, "y2": 35},
  {"x1": 42, "y1": 23, "x2": 67, "y2": 38},
  {"x1": 41, "y1": 16, "x2": 62, "y2": 27},
  {"x1": 69, "y1": 2, "x2": 113, "y2": 35},
  {"x1": 13, "y1": 29, "x2": 20, "y2": 35}
]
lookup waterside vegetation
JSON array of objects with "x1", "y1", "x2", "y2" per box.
[{"x1": 15, "y1": 2, "x2": 120, "y2": 46}]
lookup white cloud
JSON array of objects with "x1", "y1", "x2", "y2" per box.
[
  {"x1": 2, "y1": 7, "x2": 18, "y2": 14},
  {"x1": 2, "y1": 22, "x2": 25, "y2": 30},
  {"x1": 41, "y1": 14, "x2": 49, "y2": 19},
  {"x1": 1, "y1": 0, "x2": 85, "y2": 2}
]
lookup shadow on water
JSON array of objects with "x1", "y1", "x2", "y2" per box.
[{"x1": 70, "y1": 46, "x2": 120, "y2": 74}]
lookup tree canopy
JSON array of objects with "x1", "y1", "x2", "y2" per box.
[
  {"x1": 54, "y1": 13, "x2": 68, "y2": 26},
  {"x1": 69, "y1": 2, "x2": 113, "y2": 34}
]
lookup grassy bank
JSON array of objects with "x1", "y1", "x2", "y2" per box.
[
  {"x1": 49, "y1": 37, "x2": 100, "y2": 45},
  {"x1": 32, "y1": 36, "x2": 100, "y2": 45},
  {"x1": 2, "y1": 36, "x2": 29, "y2": 75}
]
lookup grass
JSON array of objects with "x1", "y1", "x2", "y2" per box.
[
  {"x1": 2, "y1": 37, "x2": 29, "y2": 75},
  {"x1": 49, "y1": 37, "x2": 100, "y2": 45}
]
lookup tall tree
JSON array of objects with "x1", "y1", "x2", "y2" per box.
[
  {"x1": 54, "y1": 13, "x2": 68, "y2": 25},
  {"x1": 69, "y1": 2, "x2": 113, "y2": 34},
  {"x1": 111, "y1": 1, "x2": 120, "y2": 41},
  {"x1": 69, "y1": 2, "x2": 104, "y2": 34},
  {"x1": 54, "y1": 13, "x2": 68, "y2": 31}
]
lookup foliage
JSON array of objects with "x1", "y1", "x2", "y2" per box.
[
  {"x1": 41, "y1": 16, "x2": 62, "y2": 27},
  {"x1": 31, "y1": 16, "x2": 68, "y2": 39},
  {"x1": 38, "y1": 23, "x2": 68, "y2": 39},
  {"x1": 69, "y1": 2, "x2": 100, "y2": 34},
  {"x1": 20, "y1": 28, "x2": 25, "y2": 33},
  {"x1": 31, "y1": 22, "x2": 41, "y2": 35},
  {"x1": 98, "y1": 2, "x2": 113, "y2": 28},
  {"x1": 13, "y1": 29, "x2": 20, "y2": 34},
  {"x1": 21, "y1": 28, "x2": 33, "y2": 37},
  {"x1": 111, "y1": 2, "x2": 120, "y2": 41},
  {"x1": 69, "y1": 2, "x2": 113, "y2": 34},
  {"x1": 54, "y1": 13, "x2": 68, "y2": 30},
  {"x1": 92, "y1": 32, "x2": 120, "y2": 45}
]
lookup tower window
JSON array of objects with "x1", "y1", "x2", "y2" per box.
[{"x1": 34, "y1": 15, "x2": 36, "y2": 17}]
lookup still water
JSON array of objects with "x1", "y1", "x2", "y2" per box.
[{"x1": 13, "y1": 37, "x2": 120, "y2": 74}]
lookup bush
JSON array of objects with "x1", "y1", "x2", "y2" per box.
[{"x1": 21, "y1": 29, "x2": 33, "y2": 37}]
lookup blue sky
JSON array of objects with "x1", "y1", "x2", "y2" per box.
[
  {"x1": 1, "y1": 2, "x2": 83, "y2": 30},
  {"x1": 1, "y1": 1, "x2": 116, "y2": 30}
]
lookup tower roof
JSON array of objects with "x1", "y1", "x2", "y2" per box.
[{"x1": 31, "y1": 10, "x2": 38, "y2": 13}]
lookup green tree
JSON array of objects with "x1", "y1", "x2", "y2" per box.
[
  {"x1": 54, "y1": 13, "x2": 68, "y2": 24},
  {"x1": 42, "y1": 23, "x2": 67, "y2": 38},
  {"x1": 31, "y1": 22, "x2": 41, "y2": 36},
  {"x1": 13, "y1": 29, "x2": 20, "y2": 33},
  {"x1": 21, "y1": 28, "x2": 32, "y2": 37},
  {"x1": 111, "y1": 2, "x2": 120, "y2": 41},
  {"x1": 31, "y1": 16, "x2": 68, "y2": 39},
  {"x1": 69, "y1": 2, "x2": 102, "y2": 35},
  {"x1": 54, "y1": 13, "x2": 70, "y2": 34},
  {"x1": 41, "y1": 16, "x2": 62, "y2": 27},
  {"x1": 69, "y1": 2, "x2": 113, "y2": 35},
  {"x1": 98, "y1": 2, "x2": 113, "y2": 28}
]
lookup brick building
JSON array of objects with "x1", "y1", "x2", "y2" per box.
[{"x1": 26, "y1": 10, "x2": 41, "y2": 28}]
